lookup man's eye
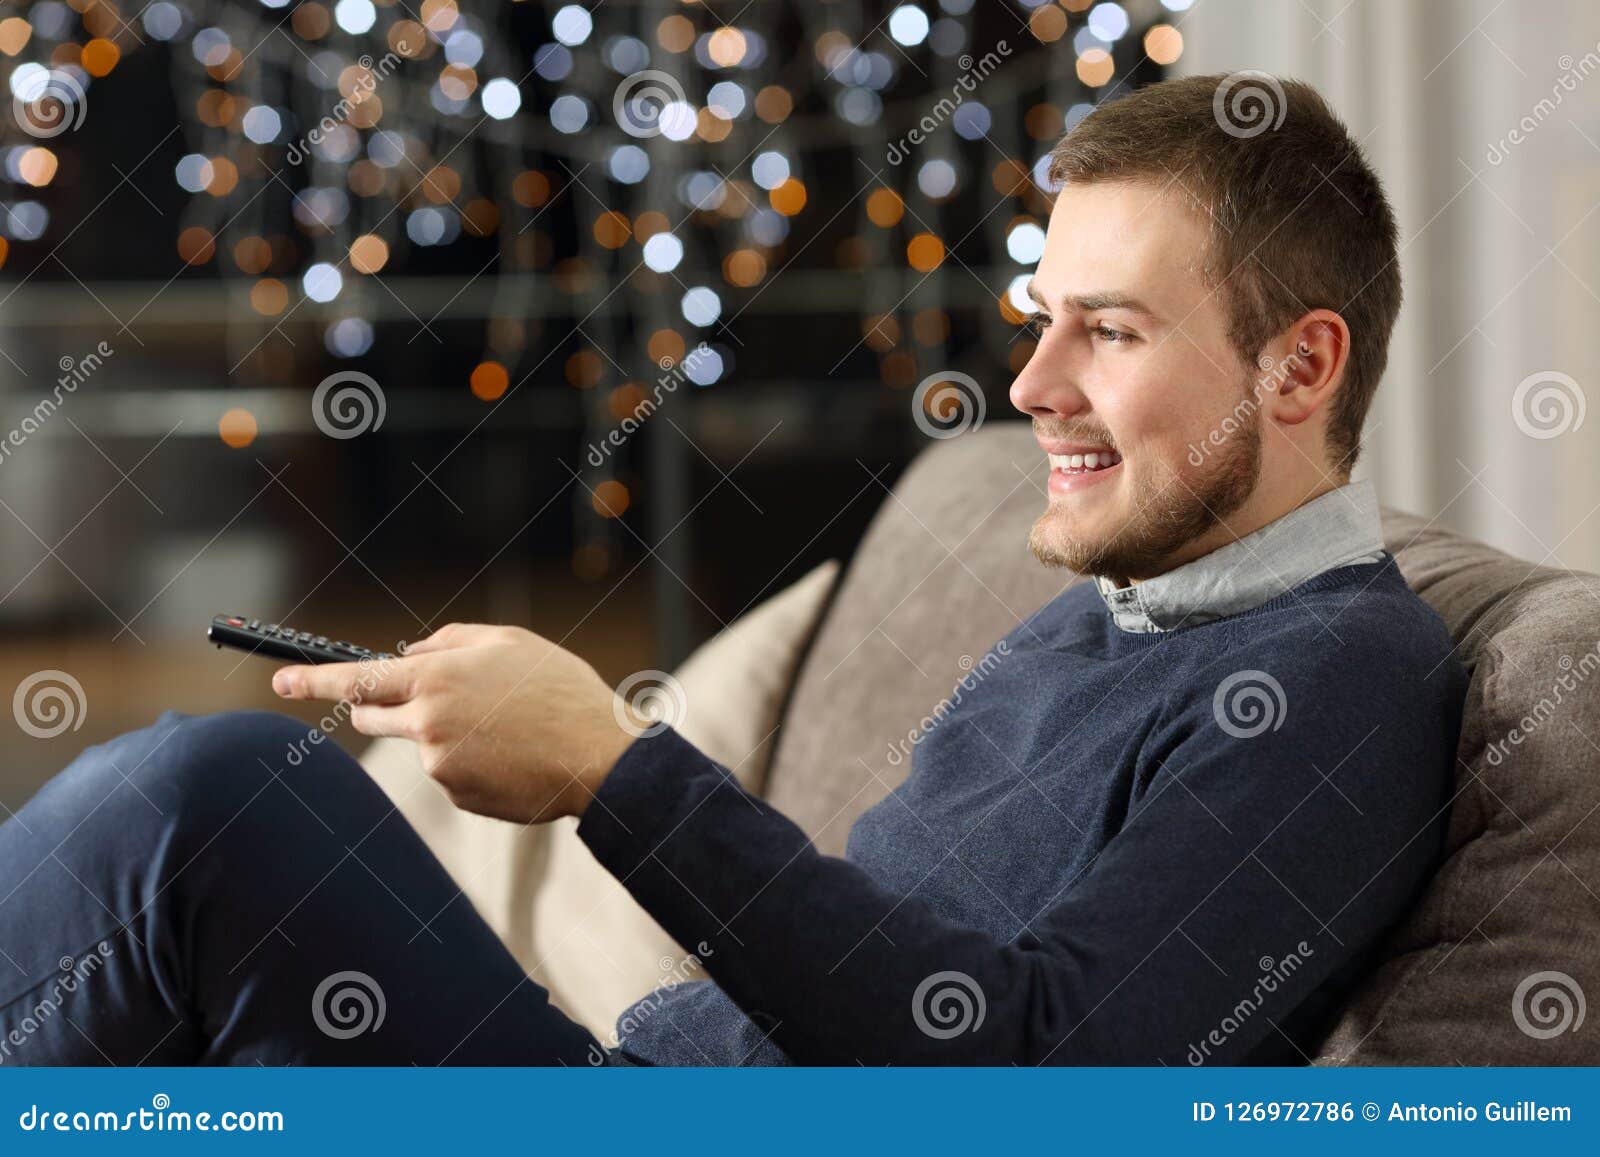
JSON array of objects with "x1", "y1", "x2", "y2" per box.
[
  {"x1": 1028, "y1": 314, "x2": 1053, "y2": 338},
  {"x1": 1092, "y1": 324, "x2": 1134, "y2": 344}
]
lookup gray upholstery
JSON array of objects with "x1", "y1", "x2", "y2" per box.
[{"x1": 764, "y1": 421, "x2": 1600, "y2": 1064}]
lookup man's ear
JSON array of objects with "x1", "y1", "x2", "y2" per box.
[{"x1": 1261, "y1": 309, "x2": 1350, "y2": 427}]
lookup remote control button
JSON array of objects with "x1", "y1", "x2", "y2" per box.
[
  {"x1": 312, "y1": 636, "x2": 329, "y2": 647},
  {"x1": 222, "y1": 616, "x2": 245, "y2": 626},
  {"x1": 247, "y1": 619, "x2": 261, "y2": 630}
]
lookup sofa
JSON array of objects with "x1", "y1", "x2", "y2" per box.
[{"x1": 362, "y1": 421, "x2": 1599, "y2": 1064}]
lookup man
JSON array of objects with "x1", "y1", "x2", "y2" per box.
[{"x1": 0, "y1": 75, "x2": 1464, "y2": 1066}]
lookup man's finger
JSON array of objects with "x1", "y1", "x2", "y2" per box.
[
  {"x1": 272, "y1": 658, "x2": 414, "y2": 704},
  {"x1": 403, "y1": 622, "x2": 501, "y2": 655},
  {"x1": 348, "y1": 703, "x2": 420, "y2": 739}
]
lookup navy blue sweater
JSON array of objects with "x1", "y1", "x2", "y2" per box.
[{"x1": 578, "y1": 558, "x2": 1467, "y2": 1065}]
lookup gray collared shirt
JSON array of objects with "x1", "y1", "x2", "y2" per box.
[{"x1": 1094, "y1": 480, "x2": 1387, "y2": 633}]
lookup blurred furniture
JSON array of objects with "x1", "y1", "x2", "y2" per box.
[{"x1": 365, "y1": 421, "x2": 1599, "y2": 1063}]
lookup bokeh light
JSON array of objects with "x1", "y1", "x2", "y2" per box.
[
  {"x1": 470, "y1": 360, "x2": 510, "y2": 400},
  {"x1": 218, "y1": 408, "x2": 259, "y2": 448}
]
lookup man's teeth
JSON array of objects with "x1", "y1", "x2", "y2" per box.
[{"x1": 1047, "y1": 450, "x2": 1122, "y2": 472}]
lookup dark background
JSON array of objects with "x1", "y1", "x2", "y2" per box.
[{"x1": 0, "y1": 0, "x2": 1174, "y2": 804}]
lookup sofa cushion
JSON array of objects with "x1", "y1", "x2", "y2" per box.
[
  {"x1": 765, "y1": 421, "x2": 1599, "y2": 1064},
  {"x1": 1315, "y1": 513, "x2": 1599, "y2": 1064}
]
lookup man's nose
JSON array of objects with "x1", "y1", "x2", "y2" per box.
[{"x1": 1009, "y1": 342, "x2": 1088, "y2": 420}]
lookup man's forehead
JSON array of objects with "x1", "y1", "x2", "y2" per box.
[{"x1": 1038, "y1": 180, "x2": 1209, "y2": 301}]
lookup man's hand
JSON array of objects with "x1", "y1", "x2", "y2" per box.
[{"x1": 271, "y1": 624, "x2": 638, "y2": 824}]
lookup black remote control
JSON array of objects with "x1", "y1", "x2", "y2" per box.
[{"x1": 207, "y1": 615, "x2": 394, "y2": 665}]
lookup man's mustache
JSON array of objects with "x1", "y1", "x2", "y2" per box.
[{"x1": 1033, "y1": 420, "x2": 1117, "y2": 449}]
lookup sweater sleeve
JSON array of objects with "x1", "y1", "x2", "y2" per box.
[{"x1": 577, "y1": 669, "x2": 1457, "y2": 1065}]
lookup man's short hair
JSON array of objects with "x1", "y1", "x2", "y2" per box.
[{"x1": 1048, "y1": 74, "x2": 1401, "y2": 472}]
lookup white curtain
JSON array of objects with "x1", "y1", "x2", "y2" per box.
[{"x1": 1175, "y1": 0, "x2": 1600, "y2": 570}]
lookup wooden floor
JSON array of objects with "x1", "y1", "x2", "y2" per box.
[{"x1": 0, "y1": 566, "x2": 658, "y2": 812}]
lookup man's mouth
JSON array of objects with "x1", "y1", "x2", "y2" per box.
[
  {"x1": 1046, "y1": 450, "x2": 1122, "y2": 474},
  {"x1": 1043, "y1": 446, "x2": 1122, "y2": 497}
]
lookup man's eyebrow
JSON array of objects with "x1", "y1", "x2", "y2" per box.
[
  {"x1": 1024, "y1": 282, "x2": 1159, "y2": 320},
  {"x1": 1069, "y1": 292, "x2": 1158, "y2": 318}
]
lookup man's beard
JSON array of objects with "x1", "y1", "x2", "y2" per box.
[{"x1": 1028, "y1": 405, "x2": 1262, "y2": 581}]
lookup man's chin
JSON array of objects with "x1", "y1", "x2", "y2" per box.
[
  {"x1": 1028, "y1": 504, "x2": 1160, "y2": 580},
  {"x1": 1027, "y1": 508, "x2": 1102, "y2": 572}
]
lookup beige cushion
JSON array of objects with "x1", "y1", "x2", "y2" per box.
[
  {"x1": 359, "y1": 559, "x2": 839, "y2": 1040},
  {"x1": 356, "y1": 745, "x2": 544, "y2": 974},
  {"x1": 765, "y1": 422, "x2": 1599, "y2": 1064},
  {"x1": 528, "y1": 559, "x2": 838, "y2": 1039}
]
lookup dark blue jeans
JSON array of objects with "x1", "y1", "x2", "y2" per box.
[{"x1": 0, "y1": 711, "x2": 601, "y2": 1065}]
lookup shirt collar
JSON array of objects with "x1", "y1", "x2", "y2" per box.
[{"x1": 1093, "y1": 480, "x2": 1387, "y2": 633}]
